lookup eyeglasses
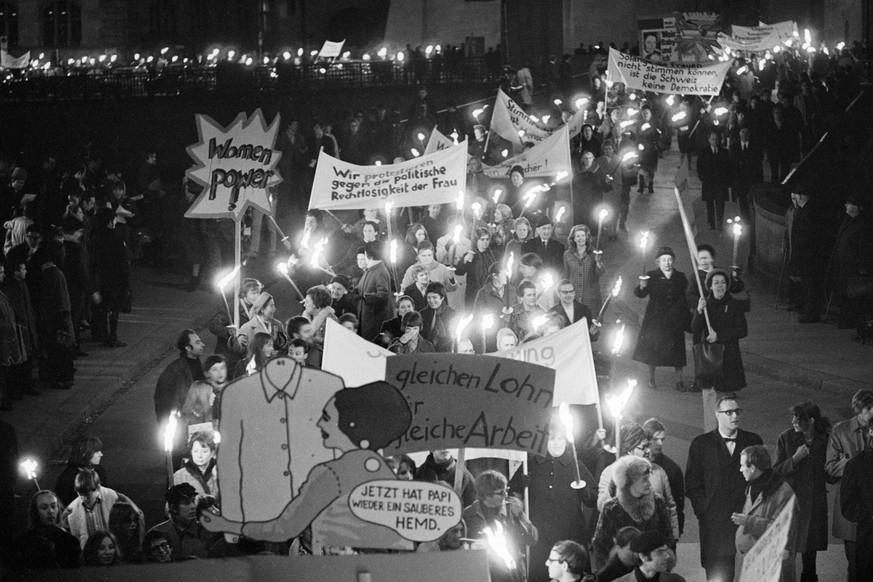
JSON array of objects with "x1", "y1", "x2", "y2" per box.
[
  {"x1": 487, "y1": 489, "x2": 509, "y2": 498},
  {"x1": 718, "y1": 408, "x2": 743, "y2": 416},
  {"x1": 558, "y1": 288, "x2": 575, "y2": 294},
  {"x1": 546, "y1": 556, "x2": 563, "y2": 564},
  {"x1": 150, "y1": 542, "x2": 171, "y2": 552},
  {"x1": 634, "y1": 443, "x2": 652, "y2": 452}
]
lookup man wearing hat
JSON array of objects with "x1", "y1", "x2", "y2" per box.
[
  {"x1": 830, "y1": 193, "x2": 872, "y2": 329},
  {"x1": 328, "y1": 274, "x2": 358, "y2": 317},
  {"x1": 524, "y1": 213, "x2": 565, "y2": 272},
  {"x1": 613, "y1": 530, "x2": 686, "y2": 581},
  {"x1": 787, "y1": 185, "x2": 824, "y2": 323},
  {"x1": 147, "y1": 483, "x2": 215, "y2": 560}
]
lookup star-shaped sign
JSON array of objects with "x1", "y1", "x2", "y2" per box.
[{"x1": 185, "y1": 108, "x2": 283, "y2": 221}]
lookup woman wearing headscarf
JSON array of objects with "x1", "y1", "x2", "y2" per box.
[
  {"x1": 632, "y1": 247, "x2": 690, "y2": 391},
  {"x1": 237, "y1": 292, "x2": 287, "y2": 356},
  {"x1": 774, "y1": 402, "x2": 837, "y2": 582}
]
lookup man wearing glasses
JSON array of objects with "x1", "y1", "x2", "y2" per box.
[
  {"x1": 549, "y1": 279, "x2": 600, "y2": 340},
  {"x1": 545, "y1": 540, "x2": 595, "y2": 582},
  {"x1": 463, "y1": 470, "x2": 538, "y2": 582},
  {"x1": 685, "y1": 396, "x2": 762, "y2": 582}
]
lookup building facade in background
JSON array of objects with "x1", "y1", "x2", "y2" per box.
[{"x1": 0, "y1": 0, "x2": 867, "y2": 60}]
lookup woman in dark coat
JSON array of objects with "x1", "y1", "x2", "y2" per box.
[
  {"x1": 90, "y1": 208, "x2": 130, "y2": 347},
  {"x1": 633, "y1": 247, "x2": 689, "y2": 391},
  {"x1": 691, "y1": 268, "x2": 749, "y2": 392},
  {"x1": 828, "y1": 194, "x2": 873, "y2": 329},
  {"x1": 774, "y1": 401, "x2": 837, "y2": 582},
  {"x1": 455, "y1": 227, "x2": 500, "y2": 306},
  {"x1": 509, "y1": 423, "x2": 597, "y2": 582},
  {"x1": 55, "y1": 435, "x2": 107, "y2": 508}
]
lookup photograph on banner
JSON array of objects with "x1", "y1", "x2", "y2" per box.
[
  {"x1": 384, "y1": 353, "x2": 556, "y2": 456},
  {"x1": 322, "y1": 318, "x2": 392, "y2": 387},
  {"x1": 308, "y1": 141, "x2": 468, "y2": 210},
  {"x1": 498, "y1": 317, "x2": 599, "y2": 406},
  {"x1": 184, "y1": 108, "x2": 282, "y2": 220},
  {"x1": 671, "y1": 11, "x2": 723, "y2": 62},
  {"x1": 482, "y1": 124, "x2": 572, "y2": 179},
  {"x1": 317, "y1": 39, "x2": 346, "y2": 59},
  {"x1": 202, "y1": 356, "x2": 458, "y2": 552},
  {"x1": 607, "y1": 47, "x2": 731, "y2": 96},
  {"x1": 638, "y1": 17, "x2": 676, "y2": 63}
]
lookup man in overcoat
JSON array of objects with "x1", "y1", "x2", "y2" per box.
[
  {"x1": 685, "y1": 396, "x2": 762, "y2": 582},
  {"x1": 696, "y1": 130, "x2": 732, "y2": 231},
  {"x1": 355, "y1": 241, "x2": 395, "y2": 342}
]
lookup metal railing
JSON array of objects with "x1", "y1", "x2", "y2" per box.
[{"x1": 0, "y1": 57, "x2": 503, "y2": 100}]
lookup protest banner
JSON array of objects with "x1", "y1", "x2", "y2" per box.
[
  {"x1": 384, "y1": 354, "x2": 556, "y2": 456},
  {"x1": 184, "y1": 108, "x2": 283, "y2": 327},
  {"x1": 671, "y1": 11, "x2": 723, "y2": 62},
  {"x1": 423, "y1": 127, "x2": 457, "y2": 155},
  {"x1": 349, "y1": 479, "x2": 462, "y2": 542},
  {"x1": 490, "y1": 89, "x2": 587, "y2": 147},
  {"x1": 490, "y1": 88, "x2": 553, "y2": 145},
  {"x1": 184, "y1": 109, "x2": 282, "y2": 220},
  {"x1": 638, "y1": 17, "x2": 677, "y2": 62},
  {"x1": 317, "y1": 39, "x2": 346, "y2": 59},
  {"x1": 0, "y1": 50, "x2": 30, "y2": 69},
  {"x1": 738, "y1": 494, "x2": 796, "y2": 582},
  {"x1": 308, "y1": 141, "x2": 467, "y2": 210},
  {"x1": 718, "y1": 21, "x2": 797, "y2": 52},
  {"x1": 498, "y1": 317, "x2": 599, "y2": 406},
  {"x1": 322, "y1": 318, "x2": 393, "y2": 386},
  {"x1": 607, "y1": 47, "x2": 731, "y2": 96},
  {"x1": 482, "y1": 124, "x2": 572, "y2": 179}
]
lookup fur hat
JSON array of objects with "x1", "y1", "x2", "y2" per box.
[
  {"x1": 330, "y1": 274, "x2": 352, "y2": 292},
  {"x1": 613, "y1": 455, "x2": 652, "y2": 493},
  {"x1": 655, "y1": 246, "x2": 675, "y2": 259},
  {"x1": 251, "y1": 292, "x2": 274, "y2": 315}
]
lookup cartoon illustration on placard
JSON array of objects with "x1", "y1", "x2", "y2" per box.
[{"x1": 201, "y1": 357, "x2": 462, "y2": 552}]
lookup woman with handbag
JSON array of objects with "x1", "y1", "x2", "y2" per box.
[{"x1": 691, "y1": 268, "x2": 748, "y2": 394}]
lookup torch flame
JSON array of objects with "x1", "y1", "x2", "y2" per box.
[
  {"x1": 531, "y1": 314, "x2": 550, "y2": 331},
  {"x1": 216, "y1": 265, "x2": 241, "y2": 291},
  {"x1": 275, "y1": 261, "x2": 289, "y2": 275},
  {"x1": 554, "y1": 171, "x2": 569, "y2": 183},
  {"x1": 558, "y1": 402, "x2": 574, "y2": 440},
  {"x1": 612, "y1": 276, "x2": 622, "y2": 297},
  {"x1": 483, "y1": 522, "x2": 516, "y2": 571},
  {"x1": 390, "y1": 239, "x2": 398, "y2": 264},
  {"x1": 671, "y1": 111, "x2": 687, "y2": 122},
  {"x1": 598, "y1": 208, "x2": 609, "y2": 222},
  {"x1": 455, "y1": 313, "x2": 474, "y2": 343},
  {"x1": 540, "y1": 272, "x2": 554, "y2": 293},
  {"x1": 456, "y1": 191, "x2": 465, "y2": 212},
  {"x1": 621, "y1": 151, "x2": 639, "y2": 163},
  {"x1": 20, "y1": 458, "x2": 38, "y2": 480},
  {"x1": 639, "y1": 231, "x2": 650, "y2": 251},
  {"x1": 471, "y1": 202, "x2": 483, "y2": 218},
  {"x1": 163, "y1": 412, "x2": 179, "y2": 453},
  {"x1": 555, "y1": 206, "x2": 566, "y2": 222},
  {"x1": 505, "y1": 252, "x2": 515, "y2": 276},
  {"x1": 384, "y1": 201, "x2": 394, "y2": 215},
  {"x1": 481, "y1": 313, "x2": 495, "y2": 331},
  {"x1": 310, "y1": 238, "x2": 328, "y2": 269},
  {"x1": 610, "y1": 323, "x2": 626, "y2": 355},
  {"x1": 492, "y1": 189, "x2": 503, "y2": 205},
  {"x1": 606, "y1": 378, "x2": 637, "y2": 420},
  {"x1": 452, "y1": 224, "x2": 463, "y2": 244},
  {"x1": 300, "y1": 228, "x2": 311, "y2": 250}
]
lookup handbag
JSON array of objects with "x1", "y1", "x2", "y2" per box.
[{"x1": 693, "y1": 341, "x2": 724, "y2": 386}]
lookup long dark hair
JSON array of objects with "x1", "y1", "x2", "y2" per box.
[
  {"x1": 67, "y1": 435, "x2": 103, "y2": 468},
  {"x1": 790, "y1": 401, "x2": 831, "y2": 438}
]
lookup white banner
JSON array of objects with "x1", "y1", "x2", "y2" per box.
[
  {"x1": 738, "y1": 494, "x2": 796, "y2": 582},
  {"x1": 498, "y1": 317, "x2": 599, "y2": 406},
  {"x1": 490, "y1": 89, "x2": 587, "y2": 147},
  {"x1": 423, "y1": 127, "x2": 456, "y2": 155},
  {"x1": 491, "y1": 89, "x2": 553, "y2": 145},
  {"x1": 482, "y1": 124, "x2": 571, "y2": 179},
  {"x1": 184, "y1": 109, "x2": 282, "y2": 220},
  {"x1": 718, "y1": 21, "x2": 797, "y2": 53},
  {"x1": 322, "y1": 319, "x2": 393, "y2": 387},
  {"x1": 0, "y1": 50, "x2": 30, "y2": 69},
  {"x1": 318, "y1": 39, "x2": 346, "y2": 59},
  {"x1": 308, "y1": 141, "x2": 467, "y2": 210},
  {"x1": 607, "y1": 47, "x2": 731, "y2": 96}
]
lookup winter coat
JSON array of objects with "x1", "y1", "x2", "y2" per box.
[
  {"x1": 691, "y1": 293, "x2": 748, "y2": 391},
  {"x1": 774, "y1": 429, "x2": 835, "y2": 552},
  {"x1": 154, "y1": 355, "x2": 204, "y2": 422},
  {"x1": 455, "y1": 247, "x2": 500, "y2": 305},
  {"x1": 685, "y1": 428, "x2": 763, "y2": 566},
  {"x1": 734, "y1": 472, "x2": 797, "y2": 582},
  {"x1": 632, "y1": 269, "x2": 690, "y2": 368},
  {"x1": 356, "y1": 261, "x2": 395, "y2": 342},
  {"x1": 696, "y1": 146, "x2": 732, "y2": 201},
  {"x1": 825, "y1": 416, "x2": 868, "y2": 540},
  {"x1": 90, "y1": 230, "x2": 130, "y2": 302},
  {"x1": 563, "y1": 247, "x2": 605, "y2": 315},
  {"x1": 523, "y1": 237, "x2": 566, "y2": 274},
  {"x1": 789, "y1": 201, "x2": 826, "y2": 277},
  {"x1": 840, "y1": 446, "x2": 873, "y2": 580},
  {"x1": 420, "y1": 303, "x2": 457, "y2": 352},
  {"x1": 597, "y1": 460, "x2": 680, "y2": 539},
  {"x1": 592, "y1": 490, "x2": 674, "y2": 570},
  {"x1": 0, "y1": 288, "x2": 23, "y2": 366}
]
